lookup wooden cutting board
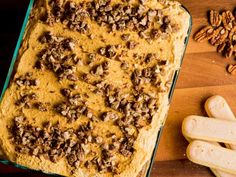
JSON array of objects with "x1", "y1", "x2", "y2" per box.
[
  {"x1": 152, "y1": 0, "x2": 236, "y2": 176},
  {"x1": 1, "y1": 0, "x2": 236, "y2": 177}
]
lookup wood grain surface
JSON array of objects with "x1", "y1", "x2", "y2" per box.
[{"x1": 0, "y1": 0, "x2": 236, "y2": 176}]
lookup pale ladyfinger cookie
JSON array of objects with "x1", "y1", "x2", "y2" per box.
[
  {"x1": 211, "y1": 169, "x2": 236, "y2": 177},
  {"x1": 187, "y1": 140, "x2": 236, "y2": 175},
  {"x1": 182, "y1": 136, "x2": 233, "y2": 177},
  {"x1": 205, "y1": 95, "x2": 236, "y2": 150},
  {"x1": 205, "y1": 96, "x2": 236, "y2": 177},
  {"x1": 182, "y1": 115, "x2": 236, "y2": 145},
  {"x1": 205, "y1": 95, "x2": 235, "y2": 121}
]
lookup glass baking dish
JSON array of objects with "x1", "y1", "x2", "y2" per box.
[{"x1": 0, "y1": 0, "x2": 192, "y2": 176}]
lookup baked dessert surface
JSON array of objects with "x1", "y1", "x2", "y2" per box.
[{"x1": 0, "y1": 0, "x2": 190, "y2": 176}]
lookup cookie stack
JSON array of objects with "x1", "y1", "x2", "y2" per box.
[{"x1": 182, "y1": 95, "x2": 236, "y2": 177}]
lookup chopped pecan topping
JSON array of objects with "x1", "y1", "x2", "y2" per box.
[
  {"x1": 209, "y1": 10, "x2": 222, "y2": 27},
  {"x1": 145, "y1": 53, "x2": 157, "y2": 63},
  {"x1": 36, "y1": 32, "x2": 79, "y2": 81},
  {"x1": 101, "y1": 112, "x2": 119, "y2": 121},
  {"x1": 135, "y1": 117, "x2": 149, "y2": 128},
  {"x1": 15, "y1": 93, "x2": 37, "y2": 108},
  {"x1": 91, "y1": 61, "x2": 110, "y2": 76},
  {"x1": 87, "y1": 53, "x2": 97, "y2": 65},
  {"x1": 88, "y1": 34, "x2": 95, "y2": 39},
  {"x1": 15, "y1": 73, "x2": 40, "y2": 87},
  {"x1": 10, "y1": 117, "x2": 88, "y2": 167},
  {"x1": 98, "y1": 45, "x2": 117, "y2": 58},
  {"x1": 194, "y1": 26, "x2": 215, "y2": 42},
  {"x1": 131, "y1": 66, "x2": 165, "y2": 87},
  {"x1": 121, "y1": 34, "x2": 130, "y2": 42},
  {"x1": 86, "y1": 0, "x2": 176, "y2": 38},
  {"x1": 62, "y1": 38, "x2": 75, "y2": 51},
  {"x1": 127, "y1": 41, "x2": 138, "y2": 49},
  {"x1": 98, "y1": 47, "x2": 106, "y2": 56},
  {"x1": 45, "y1": 0, "x2": 176, "y2": 43},
  {"x1": 55, "y1": 102, "x2": 84, "y2": 123},
  {"x1": 106, "y1": 45, "x2": 117, "y2": 58},
  {"x1": 95, "y1": 136, "x2": 103, "y2": 144},
  {"x1": 119, "y1": 138, "x2": 134, "y2": 157},
  {"x1": 55, "y1": 90, "x2": 97, "y2": 123},
  {"x1": 150, "y1": 28, "x2": 161, "y2": 39},
  {"x1": 120, "y1": 62, "x2": 129, "y2": 70},
  {"x1": 34, "y1": 102, "x2": 48, "y2": 112},
  {"x1": 70, "y1": 83, "x2": 78, "y2": 90},
  {"x1": 61, "y1": 88, "x2": 72, "y2": 97},
  {"x1": 67, "y1": 73, "x2": 79, "y2": 81},
  {"x1": 45, "y1": 0, "x2": 90, "y2": 34}
]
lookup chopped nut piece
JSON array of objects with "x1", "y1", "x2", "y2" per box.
[
  {"x1": 135, "y1": 117, "x2": 148, "y2": 128},
  {"x1": 70, "y1": 84, "x2": 78, "y2": 90},
  {"x1": 150, "y1": 28, "x2": 161, "y2": 39},
  {"x1": 127, "y1": 41, "x2": 138, "y2": 49},
  {"x1": 92, "y1": 65, "x2": 103, "y2": 75},
  {"x1": 91, "y1": 61, "x2": 109, "y2": 76},
  {"x1": 121, "y1": 34, "x2": 130, "y2": 41},
  {"x1": 15, "y1": 73, "x2": 40, "y2": 87},
  {"x1": 106, "y1": 45, "x2": 116, "y2": 58},
  {"x1": 87, "y1": 53, "x2": 97, "y2": 64},
  {"x1": 62, "y1": 38, "x2": 75, "y2": 51},
  {"x1": 61, "y1": 88, "x2": 72, "y2": 97},
  {"x1": 34, "y1": 102, "x2": 47, "y2": 112},
  {"x1": 10, "y1": 117, "x2": 87, "y2": 166},
  {"x1": 101, "y1": 112, "x2": 119, "y2": 121},
  {"x1": 98, "y1": 47, "x2": 106, "y2": 56},
  {"x1": 145, "y1": 53, "x2": 156, "y2": 63},
  {"x1": 119, "y1": 144, "x2": 133, "y2": 157},
  {"x1": 67, "y1": 74, "x2": 79, "y2": 81},
  {"x1": 15, "y1": 93, "x2": 37, "y2": 108},
  {"x1": 95, "y1": 136, "x2": 103, "y2": 144},
  {"x1": 120, "y1": 62, "x2": 129, "y2": 70},
  {"x1": 89, "y1": 34, "x2": 95, "y2": 39}
]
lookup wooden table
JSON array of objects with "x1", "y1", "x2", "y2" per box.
[{"x1": 1, "y1": 0, "x2": 236, "y2": 176}]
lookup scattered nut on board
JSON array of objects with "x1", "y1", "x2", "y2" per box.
[
  {"x1": 194, "y1": 9, "x2": 236, "y2": 58},
  {"x1": 194, "y1": 9, "x2": 236, "y2": 73},
  {"x1": 227, "y1": 64, "x2": 236, "y2": 75}
]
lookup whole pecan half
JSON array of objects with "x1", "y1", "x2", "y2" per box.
[
  {"x1": 225, "y1": 44, "x2": 236, "y2": 58},
  {"x1": 227, "y1": 64, "x2": 236, "y2": 75},
  {"x1": 217, "y1": 41, "x2": 227, "y2": 53},
  {"x1": 210, "y1": 27, "x2": 228, "y2": 46},
  {"x1": 222, "y1": 11, "x2": 235, "y2": 31},
  {"x1": 229, "y1": 26, "x2": 236, "y2": 41},
  {"x1": 209, "y1": 10, "x2": 222, "y2": 27},
  {"x1": 194, "y1": 26, "x2": 215, "y2": 42}
]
